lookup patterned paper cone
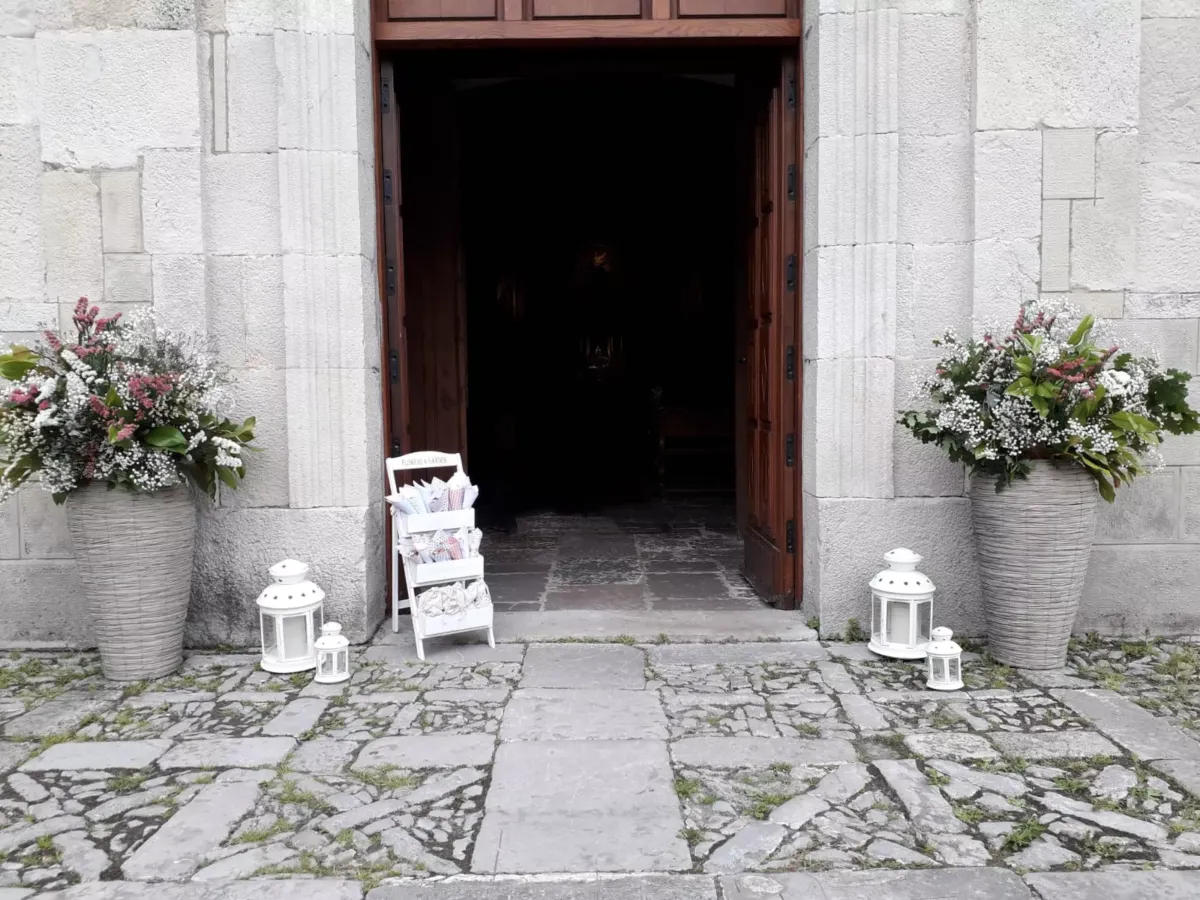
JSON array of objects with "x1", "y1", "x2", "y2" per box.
[
  {"x1": 447, "y1": 537, "x2": 463, "y2": 560},
  {"x1": 468, "y1": 528, "x2": 483, "y2": 557}
]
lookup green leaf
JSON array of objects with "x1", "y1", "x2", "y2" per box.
[
  {"x1": 1110, "y1": 411, "x2": 1156, "y2": 433},
  {"x1": 0, "y1": 359, "x2": 35, "y2": 381},
  {"x1": 144, "y1": 426, "x2": 189, "y2": 453},
  {"x1": 1067, "y1": 315, "x2": 1095, "y2": 346},
  {"x1": 1014, "y1": 357, "x2": 1033, "y2": 376},
  {"x1": 216, "y1": 466, "x2": 239, "y2": 490},
  {"x1": 104, "y1": 387, "x2": 120, "y2": 407}
]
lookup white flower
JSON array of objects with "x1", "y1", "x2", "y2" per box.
[
  {"x1": 1098, "y1": 370, "x2": 1132, "y2": 398},
  {"x1": 36, "y1": 378, "x2": 58, "y2": 402}
]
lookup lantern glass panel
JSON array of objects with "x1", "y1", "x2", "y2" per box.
[
  {"x1": 887, "y1": 601, "x2": 912, "y2": 645},
  {"x1": 917, "y1": 601, "x2": 932, "y2": 643},
  {"x1": 931, "y1": 657, "x2": 946, "y2": 680},
  {"x1": 337, "y1": 650, "x2": 347, "y2": 673},
  {"x1": 281, "y1": 614, "x2": 310, "y2": 661},
  {"x1": 261, "y1": 614, "x2": 277, "y2": 659},
  {"x1": 872, "y1": 595, "x2": 884, "y2": 640},
  {"x1": 319, "y1": 652, "x2": 336, "y2": 677},
  {"x1": 949, "y1": 658, "x2": 960, "y2": 681}
]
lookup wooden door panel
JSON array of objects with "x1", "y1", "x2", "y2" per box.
[
  {"x1": 679, "y1": 0, "x2": 786, "y2": 16},
  {"x1": 742, "y1": 54, "x2": 799, "y2": 606},
  {"x1": 533, "y1": 0, "x2": 642, "y2": 17},
  {"x1": 389, "y1": 0, "x2": 497, "y2": 17},
  {"x1": 379, "y1": 60, "x2": 409, "y2": 458}
]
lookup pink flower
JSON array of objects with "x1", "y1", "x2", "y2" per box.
[
  {"x1": 115, "y1": 423, "x2": 136, "y2": 441},
  {"x1": 43, "y1": 330, "x2": 62, "y2": 351}
]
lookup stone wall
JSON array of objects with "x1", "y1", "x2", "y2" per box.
[
  {"x1": 2, "y1": 0, "x2": 1198, "y2": 646},
  {"x1": 805, "y1": 0, "x2": 1200, "y2": 637},
  {"x1": 0, "y1": 0, "x2": 386, "y2": 647}
]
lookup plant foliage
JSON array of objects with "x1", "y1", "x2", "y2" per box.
[
  {"x1": 0, "y1": 299, "x2": 255, "y2": 503},
  {"x1": 899, "y1": 301, "x2": 1198, "y2": 501}
]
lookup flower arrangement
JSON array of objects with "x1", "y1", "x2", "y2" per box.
[
  {"x1": 0, "y1": 299, "x2": 255, "y2": 504},
  {"x1": 899, "y1": 301, "x2": 1199, "y2": 501}
]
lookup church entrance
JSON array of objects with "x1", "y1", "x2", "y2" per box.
[{"x1": 379, "y1": 45, "x2": 801, "y2": 611}]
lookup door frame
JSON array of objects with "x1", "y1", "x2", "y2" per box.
[{"x1": 370, "y1": 0, "x2": 805, "y2": 610}]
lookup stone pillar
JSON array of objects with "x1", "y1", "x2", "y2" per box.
[
  {"x1": 190, "y1": 0, "x2": 385, "y2": 646},
  {"x1": 803, "y1": 0, "x2": 982, "y2": 637}
]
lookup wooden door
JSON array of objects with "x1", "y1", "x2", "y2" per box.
[
  {"x1": 386, "y1": 71, "x2": 469, "y2": 462},
  {"x1": 741, "y1": 54, "x2": 799, "y2": 607},
  {"x1": 379, "y1": 60, "x2": 410, "y2": 458}
]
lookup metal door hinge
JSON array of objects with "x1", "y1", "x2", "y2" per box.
[
  {"x1": 786, "y1": 520, "x2": 796, "y2": 554},
  {"x1": 390, "y1": 438, "x2": 402, "y2": 456},
  {"x1": 380, "y1": 76, "x2": 391, "y2": 114},
  {"x1": 787, "y1": 164, "x2": 797, "y2": 202},
  {"x1": 785, "y1": 345, "x2": 795, "y2": 382},
  {"x1": 386, "y1": 264, "x2": 396, "y2": 297},
  {"x1": 786, "y1": 433, "x2": 795, "y2": 468},
  {"x1": 383, "y1": 168, "x2": 393, "y2": 204},
  {"x1": 389, "y1": 349, "x2": 400, "y2": 384},
  {"x1": 786, "y1": 74, "x2": 797, "y2": 110},
  {"x1": 786, "y1": 254, "x2": 797, "y2": 293}
]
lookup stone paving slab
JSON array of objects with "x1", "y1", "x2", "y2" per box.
[
  {"x1": 121, "y1": 781, "x2": 262, "y2": 880},
  {"x1": 4, "y1": 694, "x2": 118, "y2": 738},
  {"x1": 365, "y1": 636, "x2": 524, "y2": 665},
  {"x1": 367, "y1": 877, "x2": 718, "y2": 899},
  {"x1": 0, "y1": 740, "x2": 32, "y2": 771},
  {"x1": 37, "y1": 881, "x2": 363, "y2": 899},
  {"x1": 353, "y1": 733, "x2": 496, "y2": 768},
  {"x1": 721, "y1": 869, "x2": 1031, "y2": 899},
  {"x1": 521, "y1": 644, "x2": 646, "y2": 690},
  {"x1": 648, "y1": 643, "x2": 828, "y2": 667},
  {"x1": 1150, "y1": 758, "x2": 1200, "y2": 798},
  {"x1": 472, "y1": 740, "x2": 689, "y2": 873},
  {"x1": 21, "y1": 738, "x2": 172, "y2": 770},
  {"x1": 157, "y1": 736, "x2": 296, "y2": 768},
  {"x1": 1053, "y1": 688, "x2": 1200, "y2": 760},
  {"x1": 671, "y1": 736, "x2": 856, "y2": 767},
  {"x1": 501, "y1": 688, "x2": 668, "y2": 741},
  {"x1": 1025, "y1": 871, "x2": 1200, "y2": 899},
  {"x1": 988, "y1": 730, "x2": 1119, "y2": 759}
]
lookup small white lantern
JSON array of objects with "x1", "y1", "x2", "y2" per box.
[
  {"x1": 868, "y1": 548, "x2": 935, "y2": 660},
  {"x1": 925, "y1": 627, "x2": 964, "y2": 691},
  {"x1": 314, "y1": 622, "x2": 351, "y2": 684},
  {"x1": 256, "y1": 559, "x2": 324, "y2": 673}
]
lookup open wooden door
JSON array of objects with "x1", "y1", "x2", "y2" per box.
[
  {"x1": 380, "y1": 64, "x2": 470, "y2": 463},
  {"x1": 741, "y1": 53, "x2": 799, "y2": 608},
  {"x1": 379, "y1": 60, "x2": 409, "y2": 459}
]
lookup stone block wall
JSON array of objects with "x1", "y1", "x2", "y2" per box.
[
  {"x1": 0, "y1": 0, "x2": 386, "y2": 647},
  {"x1": 2, "y1": 0, "x2": 1198, "y2": 646},
  {"x1": 805, "y1": 0, "x2": 1200, "y2": 637}
]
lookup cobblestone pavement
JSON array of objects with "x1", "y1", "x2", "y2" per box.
[{"x1": 0, "y1": 632, "x2": 1197, "y2": 899}]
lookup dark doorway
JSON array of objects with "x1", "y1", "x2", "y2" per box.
[
  {"x1": 458, "y1": 72, "x2": 737, "y2": 522},
  {"x1": 384, "y1": 47, "x2": 800, "y2": 608}
]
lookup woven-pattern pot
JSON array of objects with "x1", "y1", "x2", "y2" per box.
[
  {"x1": 66, "y1": 484, "x2": 196, "y2": 681},
  {"x1": 971, "y1": 462, "x2": 1098, "y2": 669}
]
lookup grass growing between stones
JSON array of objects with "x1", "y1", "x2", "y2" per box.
[
  {"x1": 234, "y1": 820, "x2": 292, "y2": 844},
  {"x1": 351, "y1": 765, "x2": 421, "y2": 792},
  {"x1": 106, "y1": 773, "x2": 148, "y2": 794},
  {"x1": 1002, "y1": 819, "x2": 1046, "y2": 853},
  {"x1": 674, "y1": 777, "x2": 703, "y2": 800}
]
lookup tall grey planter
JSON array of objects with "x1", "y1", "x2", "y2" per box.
[
  {"x1": 66, "y1": 484, "x2": 196, "y2": 681},
  {"x1": 970, "y1": 462, "x2": 1098, "y2": 670}
]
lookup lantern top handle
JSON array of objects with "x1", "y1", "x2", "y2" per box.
[
  {"x1": 386, "y1": 452, "x2": 465, "y2": 495},
  {"x1": 884, "y1": 547, "x2": 922, "y2": 568},
  {"x1": 269, "y1": 558, "x2": 310, "y2": 583}
]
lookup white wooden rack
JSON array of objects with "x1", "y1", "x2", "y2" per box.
[{"x1": 387, "y1": 451, "x2": 493, "y2": 660}]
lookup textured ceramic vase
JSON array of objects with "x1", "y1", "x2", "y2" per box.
[
  {"x1": 66, "y1": 484, "x2": 196, "y2": 680},
  {"x1": 970, "y1": 462, "x2": 1098, "y2": 669}
]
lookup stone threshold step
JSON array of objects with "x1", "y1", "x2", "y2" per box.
[{"x1": 376, "y1": 609, "x2": 817, "y2": 646}]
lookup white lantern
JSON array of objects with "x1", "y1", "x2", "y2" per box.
[
  {"x1": 925, "y1": 627, "x2": 964, "y2": 691},
  {"x1": 314, "y1": 622, "x2": 351, "y2": 684},
  {"x1": 256, "y1": 559, "x2": 324, "y2": 673},
  {"x1": 868, "y1": 548, "x2": 935, "y2": 660}
]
